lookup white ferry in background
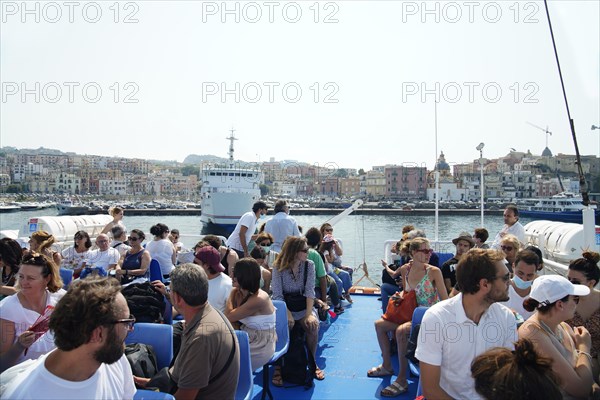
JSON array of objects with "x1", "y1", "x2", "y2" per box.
[
  {"x1": 199, "y1": 130, "x2": 262, "y2": 236},
  {"x1": 518, "y1": 192, "x2": 599, "y2": 224},
  {"x1": 56, "y1": 196, "x2": 91, "y2": 216}
]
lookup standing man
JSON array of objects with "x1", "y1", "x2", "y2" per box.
[
  {"x1": 491, "y1": 205, "x2": 525, "y2": 249},
  {"x1": 416, "y1": 248, "x2": 518, "y2": 399},
  {"x1": 441, "y1": 232, "x2": 475, "y2": 293},
  {"x1": 226, "y1": 201, "x2": 268, "y2": 258},
  {"x1": 2, "y1": 277, "x2": 136, "y2": 399},
  {"x1": 80, "y1": 234, "x2": 120, "y2": 278},
  {"x1": 265, "y1": 199, "x2": 301, "y2": 252},
  {"x1": 162, "y1": 263, "x2": 240, "y2": 400}
]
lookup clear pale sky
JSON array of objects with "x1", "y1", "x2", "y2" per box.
[{"x1": 1, "y1": 0, "x2": 599, "y2": 171}]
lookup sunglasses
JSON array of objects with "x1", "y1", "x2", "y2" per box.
[
  {"x1": 572, "y1": 296, "x2": 580, "y2": 304},
  {"x1": 111, "y1": 315, "x2": 136, "y2": 332},
  {"x1": 299, "y1": 248, "x2": 309, "y2": 253},
  {"x1": 324, "y1": 228, "x2": 333, "y2": 232},
  {"x1": 21, "y1": 253, "x2": 48, "y2": 266},
  {"x1": 128, "y1": 236, "x2": 140, "y2": 242},
  {"x1": 259, "y1": 242, "x2": 272, "y2": 246},
  {"x1": 500, "y1": 245, "x2": 514, "y2": 252},
  {"x1": 568, "y1": 278, "x2": 582, "y2": 285},
  {"x1": 414, "y1": 249, "x2": 433, "y2": 254}
]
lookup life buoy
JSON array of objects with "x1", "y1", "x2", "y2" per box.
[{"x1": 349, "y1": 286, "x2": 381, "y2": 295}]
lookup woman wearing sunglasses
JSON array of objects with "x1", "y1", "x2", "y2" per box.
[
  {"x1": 566, "y1": 251, "x2": 600, "y2": 390},
  {"x1": 369, "y1": 237, "x2": 448, "y2": 397},
  {"x1": 115, "y1": 229, "x2": 151, "y2": 285},
  {"x1": 500, "y1": 234, "x2": 520, "y2": 274},
  {"x1": 519, "y1": 275, "x2": 594, "y2": 399},
  {"x1": 60, "y1": 231, "x2": 92, "y2": 277},
  {"x1": 271, "y1": 236, "x2": 324, "y2": 385},
  {"x1": 0, "y1": 253, "x2": 64, "y2": 372}
]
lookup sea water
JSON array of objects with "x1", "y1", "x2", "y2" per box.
[{"x1": 1, "y1": 209, "x2": 535, "y2": 283}]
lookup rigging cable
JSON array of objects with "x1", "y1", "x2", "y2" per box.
[{"x1": 542, "y1": 0, "x2": 589, "y2": 205}]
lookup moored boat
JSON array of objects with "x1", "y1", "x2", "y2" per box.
[
  {"x1": 200, "y1": 130, "x2": 262, "y2": 236},
  {"x1": 519, "y1": 192, "x2": 599, "y2": 224}
]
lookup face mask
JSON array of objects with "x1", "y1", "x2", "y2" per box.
[
  {"x1": 261, "y1": 245, "x2": 271, "y2": 253},
  {"x1": 259, "y1": 213, "x2": 267, "y2": 220},
  {"x1": 513, "y1": 275, "x2": 533, "y2": 290}
]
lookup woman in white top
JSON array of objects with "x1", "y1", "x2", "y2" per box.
[
  {"x1": 101, "y1": 206, "x2": 126, "y2": 236},
  {"x1": 60, "y1": 231, "x2": 92, "y2": 277},
  {"x1": 0, "y1": 253, "x2": 65, "y2": 372},
  {"x1": 519, "y1": 275, "x2": 594, "y2": 399},
  {"x1": 144, "y1": 223, "x2": 176, "y2": 277},
  {"x1": 225, "y1": 258, "x2": 276, "y2": 371}
]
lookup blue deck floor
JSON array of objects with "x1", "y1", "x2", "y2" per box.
[{"x1": 251, "y1": 294, "x2": 419, "y2": 400}]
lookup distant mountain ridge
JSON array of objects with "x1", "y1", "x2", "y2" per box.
[{"x1": 182, "y1": 154, "x2": 229, "y2": 165}]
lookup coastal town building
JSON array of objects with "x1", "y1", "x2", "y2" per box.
[{"x1": 0, "y1": 147, "x2": 598, "y2": 201}]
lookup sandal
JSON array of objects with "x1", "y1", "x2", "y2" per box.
[
  {"x1": 367, "y1": 364, "x2": 394, "y2": 377},
  {"x1": 271, "y1": 367, "x2": 283, "y2": 387},
  {"x1": 314, "y1": 367, "x2": 325, "y2": 381},
  {"x1": 344, "y1": 293, "x2": 354, "y2": 304},
  {"x1": 334, "y1": 305, "x2": 344, "y2": 314},
  {"x1": 380, "y1": 381, "x2": 408, "y2": 397}
]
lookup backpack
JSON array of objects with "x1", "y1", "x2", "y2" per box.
[
  {"x1": 121, "y1": 282, "x2": 165, "y2": 323},
  {"x1": 125, "y1": 343, "x2": 159, "y2": 379},
  {"x1": 281, "y1": 323, "x2": 316, "y2": 388}
]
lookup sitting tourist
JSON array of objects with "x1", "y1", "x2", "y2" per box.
[
  {"x1": 368, "y1": 237, "x2": 448, "y2": 397},
  {"x1": 194, "y1": 245, "x2": 232, "y2": 313},
  {"x1": 500, "y1": 249, "x2": 541, "y2": 321},
  {"x1": 249, "y1": 246, "x2": 272, "y2": 292},
  {"x1": 0, "y1": 253, "x2": 65, "y2": 372},
  {"x1": 28, "y1": 230, "x2": 62, "y2": 266},
  {"x1": 110, "y1": 225, "x2": 131, "y2": 257},
  {"x1": 416, "y1": 248, "x2": 517, "y2": 399},
  {"x1": 115, "y1": 229, "x2": 151, "y2": 285},
  {"x1": 305, "y1": 227, "x2": 340, "y2": 314},
  {"x1": 319, "y1": 223, "x2": 353, "y2": 278},
  {"x1": 473, "y1": 227, "x2": 490, "y2": 249},
  {"x1": 168, "y1": 228, "x2": 185, "y2": 252},
  {"x1": 80, "y1": 234, "x2": 119, "y2": 279},
  {"x1": 566, "y1": 251, "x2": 600, "y2": 388},
  {"x1": 225, "y1": 258, "x2": 276, "y2": 371},
  {"x1": 519, "y1": 275, "x2": 595, "y2": 398},
  {"x1": 203, "y1": 234, "x2": 239, "y2": 277},
  {"x1": 471, "y1": 338, "x2": 562, "y2": 400},
  {"x1": 145, "y1": 223, "x2": 176, "y2": 278},
  {"x1": 254, "y1": 232, "x2": 279, "y2": 271},
  {"x1": 380, "y1": 238, "x2": 409, "y2": 313},
  {"x1": 271, "y1": 236, "x2": 324, "y2": 384},
  {"x1": 0, "y1": 238, "x2": 22, "y2": 299},
  {"x1": 500, "y1": 234, "x2": 520, "y2": 274},
  {"x1": 320, "y1": 234, "x2": 353, "y2": 304},
  {"x1": 60, "y1": 231, "x2": 92, "y2": 277},
  {"x1": 441, "y1": 231, "x2": 475, "y2": 293}
]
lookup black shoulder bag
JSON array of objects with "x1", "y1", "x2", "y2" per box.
[{"x1": 283, "y1": 262, "x2": 309, "y2": 313}]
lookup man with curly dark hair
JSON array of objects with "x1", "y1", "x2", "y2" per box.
[{"x1": 2, "y1": 277, "x2": 136, "y2": 399}]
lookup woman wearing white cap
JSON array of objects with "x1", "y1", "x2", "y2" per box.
[{"x1": 519, "y1": 275, "x2": 594, "y2": 399}]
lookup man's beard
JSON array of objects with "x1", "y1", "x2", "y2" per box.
[{"x1": 94, "y1": 327, "x2": 125, "y2": 364}]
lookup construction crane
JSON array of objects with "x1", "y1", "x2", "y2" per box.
[{"x1": 527, "y1": 121, "x2": 552, "y2": 149}]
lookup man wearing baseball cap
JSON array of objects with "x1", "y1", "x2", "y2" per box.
[
  {"x1": 441, "y1": 231, "x2": 475, "y2": 293},
  {"x1": 194, "y1": 245, "x2": 232, "y2": 313},
  {"x1": 519, "y1": 274, "x2": 594, "y2": 399}
]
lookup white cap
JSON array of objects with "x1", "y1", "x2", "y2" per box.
[{"x1": 529, "y1": 275, "x2": 590, "y2": 307}]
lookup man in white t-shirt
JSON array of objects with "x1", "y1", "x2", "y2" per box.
[
  {"x1": 491, "y1": 205, "x2": 525, "y2": 249},
  {"x1": 226, "y1": 201, "x2": 269, "y2": 258},
  {"x1": 416, "y1": 248, "x2": 518, "y2": 400},
  {"x1": 264, "y1": 199, "x2": 300, "y2": 252},
  {"x1": 194, "y1": 246, "x2": 232, "y2": 313},
  {"x1": 2, "y1": 277, "x2": 136, "y2": 399},
  {"x1": 80, "y1": 234, "x2": 120, "y2": 278},
  {"x1": 500, "y1": 249, "x2": 541, "y2": 321}
]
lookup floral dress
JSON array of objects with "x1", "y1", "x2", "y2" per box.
[{"x1": 406, "y1": 264, "x2": 439, "y2": 307}]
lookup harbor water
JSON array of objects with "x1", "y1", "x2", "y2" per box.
[{"x1": 1, "y1": 209, "x2": 535, "y2": 284}]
